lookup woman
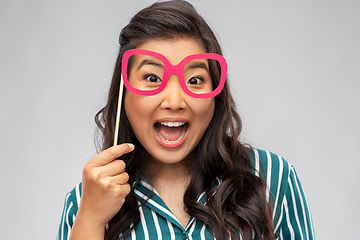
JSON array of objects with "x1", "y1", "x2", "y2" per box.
[{"x1": 57, "y1": 1, "x2": 315, "y2": 239}]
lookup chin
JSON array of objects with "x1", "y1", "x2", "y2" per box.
[{"x1": 147, "y1": 147, "x2": 192, "y2": 165}]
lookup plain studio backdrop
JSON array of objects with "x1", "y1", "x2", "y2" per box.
[{"x1": 1, "y1": 0, "x2": 359, "y2": 239}]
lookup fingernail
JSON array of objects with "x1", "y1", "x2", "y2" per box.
[{"x1": 128, "y1": 143, "x2": 135, "y2": 150}]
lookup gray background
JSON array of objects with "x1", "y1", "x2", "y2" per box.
[{"x1": 1, "y1": 0, "x2": 359, "y2": 239}]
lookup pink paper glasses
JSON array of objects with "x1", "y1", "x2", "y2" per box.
[{"x1": 121, "y1": 49, "x2": 227, "y2": 98}]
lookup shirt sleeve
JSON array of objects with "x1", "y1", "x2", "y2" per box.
[
  {"x1": 274, "y1": 166, "x2": 315, "y2": 240},
  {"x1": 56, "y1": 183, "x2": 82, "y2": 240}
]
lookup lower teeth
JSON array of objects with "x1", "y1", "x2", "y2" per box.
[{"x1": 156, "y1": 125, "x2": 187, "y2": 143}]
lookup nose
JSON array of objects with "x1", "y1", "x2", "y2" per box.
[{"x1": 160, "y1": 74, "x2": 187, "y2": 111}]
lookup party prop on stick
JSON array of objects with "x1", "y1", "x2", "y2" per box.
[
  {"x1": 113, "y1": 49, "x2": 227, "y2": 146},
  {"x1": 113, "y1": 75, "x2": 124, "y2": 146}
]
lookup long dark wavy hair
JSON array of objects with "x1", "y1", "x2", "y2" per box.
[{"x1": 95, "y1": 1, "x2": 275, "y2": 239}]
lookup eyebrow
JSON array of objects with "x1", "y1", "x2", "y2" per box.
[
  {"x1": 137, "y1": 59, "x2": 164, "y2": 70},
  {"x1": 184, "y1": 62, "x2": 209, "y2": 72}
]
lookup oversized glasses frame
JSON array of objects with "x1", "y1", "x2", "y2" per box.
[{"x1": 122, "y1": 49, "x2": 227, "y2": 98}]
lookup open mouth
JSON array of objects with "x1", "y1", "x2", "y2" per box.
[{"x1": 154, "y1": 121, "x2": 189, "y2": 148}]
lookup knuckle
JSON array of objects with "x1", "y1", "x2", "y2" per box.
[
  {"x1": 122, "y1": 183, "x2": 131, "y2": 195},
  {"x1": 83, "y1": 165, "x2": 96, "y2": 179},
  {"x1": 88, "y1": 173, "x2": 100, "y2": 184},
  {"x1": 122, "y1": 172, "x2": 129, "y2": 182},
  {"x1": 83, "y1": 163, "x2": 92, "y2": 174},
  {"x1": 105, "y1": 147, "x2": 116, "y2": 157},
  {"x1": 113, "y1": 184, "x2": 131, "y2": 201},
  {"x1": 83, "y1": 166, "x2": 104, "y2": 184},
  {"x1": 99, "y1": 178, "x2": 112, "y2": 189},
  {"x1": 117, "y1": 160, "x2": 126, "y2": 171},
  {"x1": 119, "y1": 160, "x2": 126, "y2": 168},
  {"x1": 114, "y1": 184, "x2": 130, "y2": 197}
]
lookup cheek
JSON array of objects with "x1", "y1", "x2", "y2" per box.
[
  {"x1": 193, "y1": 98, "x2": 214, "y2": 115},
  {"x1": 124, "y1": 92, "x2": 152, "y2": 128},
  {"x1": 189, "y1": 98, "x2": 215, "y2": 124}
]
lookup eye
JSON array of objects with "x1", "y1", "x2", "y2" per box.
[
  {"x1": 145, "y1": 74, "x2": 161, "y2": 83},
  {"x1": 187, "y1": 77, "x2": 203, "y2": 85}
]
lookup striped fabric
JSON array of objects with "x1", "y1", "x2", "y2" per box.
[{"x1": 57, "y1": 148, "x2": 315, "y2": 240}]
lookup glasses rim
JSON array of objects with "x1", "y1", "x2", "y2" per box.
[{"x1": 121, "y1": 49, "x2": 227, "y2": 98}]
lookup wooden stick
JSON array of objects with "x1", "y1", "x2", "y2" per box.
[{"x1": 113, "y1": 75, "x2": 124, "y2": 146}]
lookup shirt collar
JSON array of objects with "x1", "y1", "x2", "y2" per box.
[
  {"x1": 132, "y1": 174, "x2": 221, "y2": 203},
  {"x1": 132, "y1": 174, "x2": 221, "y2": 230}
]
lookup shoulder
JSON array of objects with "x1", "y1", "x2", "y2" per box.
[
  {"x1": 66, "y1": 182, "x2": 82, "y2": 209},
  {"x1": 248, "y1": 148, "x2": 293, "y2": 182},
  {"x1": 247, "y1": 148, "x2": 294, "y2": 209},
  {"x1": 249, "y1": 148, "x2": 293, "y2": 177},
  {"x1": 57, "y1": 183, "x2": 82, "y2": 240},
  {"x1": 61, "y1": 182, "x2": 82, "y2": 217}
]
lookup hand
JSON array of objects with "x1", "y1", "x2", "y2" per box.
[{"x1": 77, "y1": 143, "x2": 135, "y2": 228}]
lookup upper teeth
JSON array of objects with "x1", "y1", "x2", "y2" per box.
[{"x1": 159, "y1": 122, "x2": 186, "y2": 127}]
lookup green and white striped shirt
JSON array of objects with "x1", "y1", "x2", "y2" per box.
[{"x1": 57, "y1": 149, "x2": 315, "y2": 240}]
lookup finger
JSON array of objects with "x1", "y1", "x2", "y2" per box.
[
  {"x1": 110, "y1": 172, "x2": 130, "y2": 185},
  {"x1": 90, "y1": 143, "x2": 134, "y2": 167},
  {"x1": 116, "y1": 183, "x2": 131, "y2": 198},
  {"x1": 100, "y1": 160, "x2": 126, "y2": 177}
]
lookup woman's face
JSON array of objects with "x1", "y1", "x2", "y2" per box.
[{"x1": 124, "y1": 38, "x2": 215, "y2": 165}]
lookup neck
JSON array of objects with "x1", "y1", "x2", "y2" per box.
[{"x1": 144, "y1": 154, "x2": 192, "y2": 187}]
